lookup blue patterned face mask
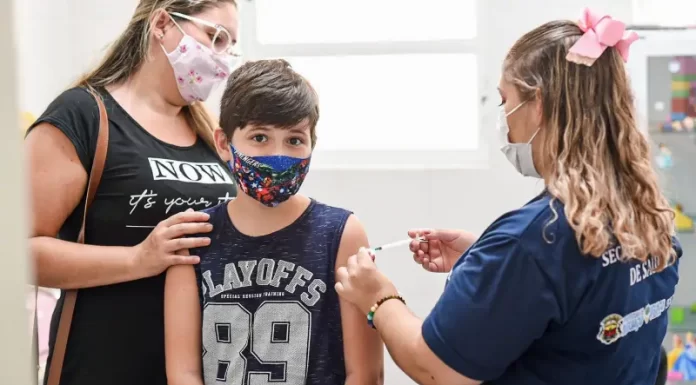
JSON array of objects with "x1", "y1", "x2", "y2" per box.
[{"x1": 227, "y1": 146, "x2": 311, "y2": 207}]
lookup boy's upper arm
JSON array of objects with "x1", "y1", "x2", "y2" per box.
[
  {"x1": 336, "y1": 215, "x2": 384, "y2": 380},
  {"x1": 164, "y1": 264, "x2": 203, "y2": 380},
  {"x1": 335, "y1": 214, "x2": 369, "y2": 269}
]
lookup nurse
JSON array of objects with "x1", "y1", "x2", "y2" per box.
[{"x1": 334, "y1": 9, "x2": 682, "y2": 385}]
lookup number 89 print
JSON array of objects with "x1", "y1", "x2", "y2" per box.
[{"x1": 202, "y1": 301, "x2": 312, "y2": 385}]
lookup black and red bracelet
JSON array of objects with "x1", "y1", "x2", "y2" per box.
[{"x1": 367, "y1": 294, "x2": 405, "y2": 329}]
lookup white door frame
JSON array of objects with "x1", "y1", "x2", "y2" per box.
[{"x1": 0, "y1": 0, "x2": 33, "y2": 384}]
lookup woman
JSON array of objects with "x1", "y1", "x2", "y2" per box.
[
  {"x1": 334, "y1": 10, "x2": 681, "y2": 385},
  {"x1": 24, "y1": 1, "x2": 239, "y2": 384}
]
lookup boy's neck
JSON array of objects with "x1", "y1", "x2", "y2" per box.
[{"x1": 226, "y1": 193, "x2": 312, "y2": 237}]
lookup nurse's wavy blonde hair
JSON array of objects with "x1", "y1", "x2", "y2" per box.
[
  {"x1": 74, "y1": 0, "x2": 236, "y2": 150},
  {"x1": 504, "y1": 20, "x2": 676, "y2": 270}
]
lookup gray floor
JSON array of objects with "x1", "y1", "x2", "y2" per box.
[{"x1": 651, "y1": 132, "x2": 696, "y2": 383}]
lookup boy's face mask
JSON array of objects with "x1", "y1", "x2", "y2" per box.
[{"x1": 228, "y1": 146, "x2": 311, "y2": 207}]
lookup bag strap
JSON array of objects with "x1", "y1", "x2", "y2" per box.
[{"x1": 42, "y1": 88, "x2": 109, "y2": 385}]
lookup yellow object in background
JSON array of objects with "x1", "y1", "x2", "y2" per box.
[
  {"x1": 674, "y1": 204, "x2": 695, "y2": 232},
  {"x1": 672, "y1": 80, "x2": 691, "y2": 91},
  {"x1": 669, "y1": 335, "x2": 686, "y2": 371},
  {"x1": 669, "y1": 347, "x2": 684, "y2": 371},
  {"x1": 20, "y1": 111, "x2": 36, "y2": 132}
]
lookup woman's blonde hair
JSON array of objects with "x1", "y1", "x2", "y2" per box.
[
  {"x1": 74, "y1": 0, "x2": 236, "y2": 150},
  {"x1": 504, "y1": 20, "x2": 676, "y2": 270}
]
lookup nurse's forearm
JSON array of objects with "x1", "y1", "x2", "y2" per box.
[{"x1": 373, "y1": 300, "x2": 435, "y2": 385}]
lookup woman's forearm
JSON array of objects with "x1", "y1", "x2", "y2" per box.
[
  {"x1": 32, "y1": 236, "x2": 146, "y2": 289},
  {"x1": 373, "y1": 300, "x2": 435, "y2": 385}
]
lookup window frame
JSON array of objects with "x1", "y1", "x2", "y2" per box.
[
  {"x1": 237, "y1": 0, "x2": 488, "y2": 170},
  {"x1": 632, "y1": 0, "x2": 696, "y2": 26},
  {"x1": 625, "y1": 29, "x2": 696, "y2": 135}
]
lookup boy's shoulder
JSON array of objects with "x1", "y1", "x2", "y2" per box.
[
  {"x1": 310, "y1": 199, "x2": 353, "y2": 217},
  {"x1": 200, "y1": 202, "x2": 228, "y2": 222},
  {"x1": 197, "y1": 199, "x2": 356, "y2": 242},
  {"x1": 187, "y1": 204, "x2": 229, "y2": 259},
  {"x1": 306, "y1": 199, "x2": 355, "y2": 232},
  {"x1": 199, "y1": 199, "x2": 354, "y2": 230}
]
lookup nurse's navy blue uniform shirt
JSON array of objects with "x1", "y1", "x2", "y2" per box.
[{"x1": 422, "y1": 192, "x2": 681, "y2": 385}]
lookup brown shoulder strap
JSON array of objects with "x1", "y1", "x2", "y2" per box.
[{"x1": 45, "y1": 89, "x2": 109, "y2": 385}]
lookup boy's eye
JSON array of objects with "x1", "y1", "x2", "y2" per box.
[
  {"x1": 252, "y1": 134, "x2": 267, "y2": 143},
  {"x1": 288, "y1": 137, "x2": 304, "y2": 146}
]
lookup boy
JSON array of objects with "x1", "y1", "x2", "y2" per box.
[{"x1": 163, "y1": 59, "x2": 384, "y2": 385}]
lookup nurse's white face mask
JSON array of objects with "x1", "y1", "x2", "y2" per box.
[{"x1": 497, "y1": 101, "x2": 542, "y2": 178}]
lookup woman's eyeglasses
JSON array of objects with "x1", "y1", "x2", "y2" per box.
[{"x1": 170, "y1": 12, "x2": 241, "y2": 56}]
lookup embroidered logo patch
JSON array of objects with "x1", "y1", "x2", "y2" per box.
[
  {"x1": 595, "y1": 295, "x2": 673, "y2": 345},
  {"x1": 597, "y1": 314, "x2": 623, "y2": 345}
]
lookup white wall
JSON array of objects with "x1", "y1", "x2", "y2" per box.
[
  {"x1": 2, "y1": 0, "x2": 33, "y2": 383},
  {"x1": 14, "y1": 1, "x2": 634, "y2": 384},
  {"x1": 14, "y1": 0, "x2": 139, "y2": 115}
]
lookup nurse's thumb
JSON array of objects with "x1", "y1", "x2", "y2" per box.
[
  {"x1": 408, "y1": 228, "x2": 433, "y2": 239},
  {"x1": 425, "y1": 229, "x2": 460, "y2": 242}
]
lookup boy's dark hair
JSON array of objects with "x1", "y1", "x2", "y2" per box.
[{"x1": 219, "y1": 59, "x2": 319, "y2": 146}]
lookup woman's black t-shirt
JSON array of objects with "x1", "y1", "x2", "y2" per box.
[{"x1": 30, "y1": 87, "x2": 237, "y2": 385}]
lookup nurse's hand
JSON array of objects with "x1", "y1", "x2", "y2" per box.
[
  {"x1": 335, "y1": 248, "x2": 398, "y2": 315},
  {"x1": 408, "y1": 229, "x2": 476, "y2": 273}
]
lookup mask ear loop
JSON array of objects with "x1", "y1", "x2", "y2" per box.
[
  {"x1": 168, "y1": 14, "x2": 186, "y2": 35},
  {"x1": 527, "y1": 126, "x2": 542, "y2": 144},
  {"x1": 159, "y1": 14, "x2": 187, "y2": 54},
  {"x1": 505, "y1": 100, "x2": 527, "y2": 117},
  {"x1": 506, "y1": 100, "x2": 541, "y2": 144},
  {"x1": 525, "y1": 100, "x2": 542, "y2": 144}
]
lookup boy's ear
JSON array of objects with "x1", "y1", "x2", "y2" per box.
[{"x1": 214, "y1": 128, "x2": 232, "y2": 162}]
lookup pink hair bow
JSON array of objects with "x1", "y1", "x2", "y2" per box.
[{"x1": 566, "y1": 8, "x2": 639, "y2": 67}]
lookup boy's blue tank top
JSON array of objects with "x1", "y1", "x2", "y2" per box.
[{"x1": 191, "y1": 200, "x2": 352, "y2": 385}]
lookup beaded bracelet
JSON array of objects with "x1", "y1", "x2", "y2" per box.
[{"x1": 367, "y1": 294, "x2": 405, "y2": 329}]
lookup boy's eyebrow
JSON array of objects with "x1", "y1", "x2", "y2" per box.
[
  {"x1": 288, "y1": 126, "x2": 310, "y2": 134},
  {"x1": 247, "y1": 125, "x2": 271, "y2": 131}
]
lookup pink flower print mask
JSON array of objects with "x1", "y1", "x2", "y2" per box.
[{"x1": 162, "y1": 21, "x2": 231, "y2": 103}]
